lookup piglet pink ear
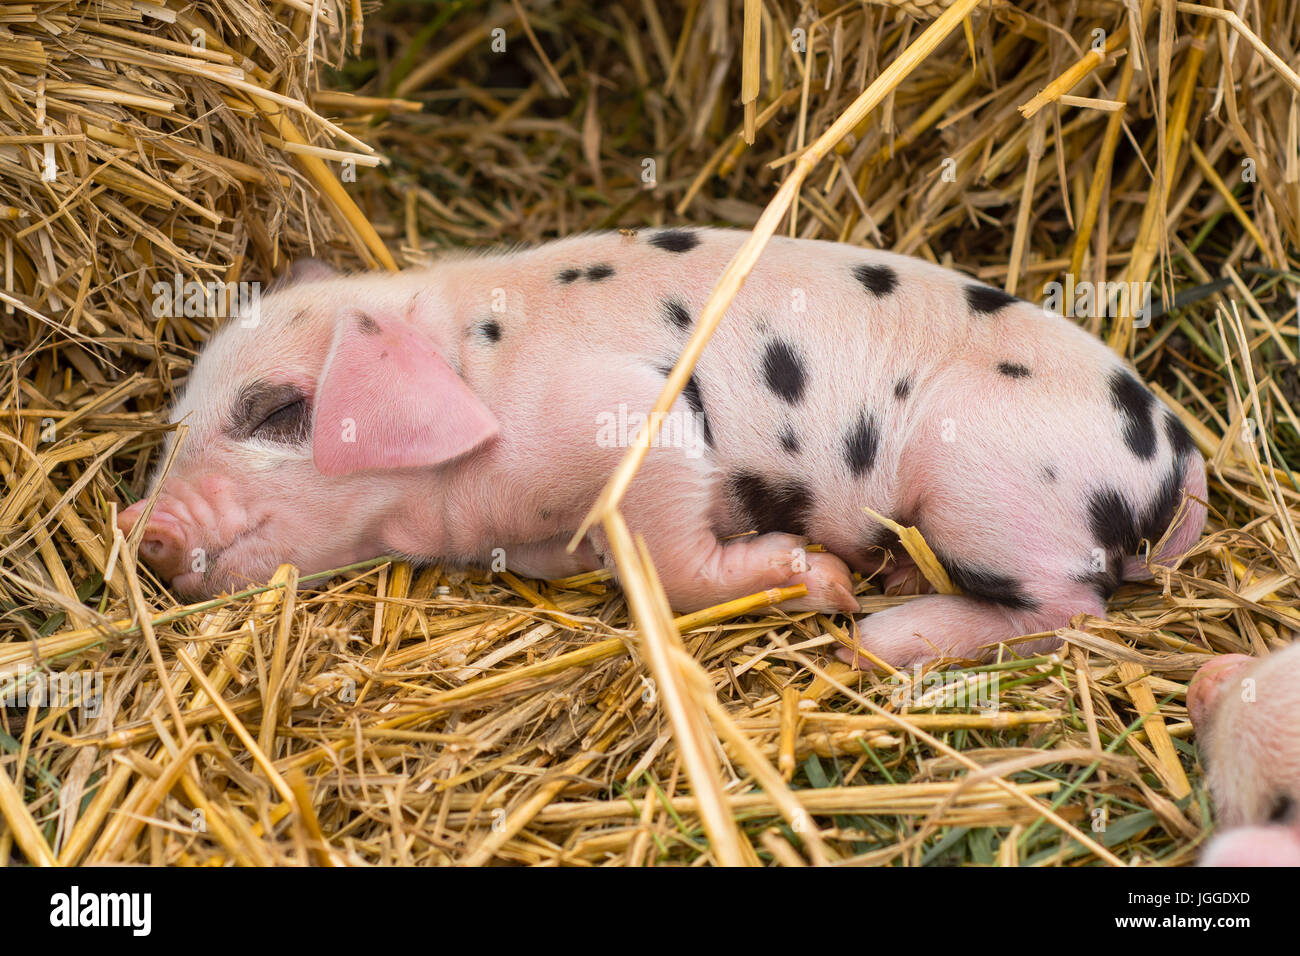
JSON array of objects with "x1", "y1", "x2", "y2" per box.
[
  {"x1": 270, "y1": 257, "x2": 338, "y2": 292},
  {"x1": 313, "y1": 311, "x2": 498, "y2": 476}
]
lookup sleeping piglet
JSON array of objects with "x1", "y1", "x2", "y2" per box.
[
  {"x1": 117, "y1": 229, "x2": 1206, "y2": 666},
  {"x1": 1188, "y1": 641, "x2": 1300, "y2": 866}
]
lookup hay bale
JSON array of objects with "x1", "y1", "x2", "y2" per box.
[
  {"x1": 1, "y1": 0, "x2": 1298, "y2": 866},
  {"x1": 0, "y1": 0, "x2": 390, "y2": 349}
]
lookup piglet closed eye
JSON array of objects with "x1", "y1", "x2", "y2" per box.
[{"x1": 1188, "y1": 641, "x2": 1300, "y2": 866}]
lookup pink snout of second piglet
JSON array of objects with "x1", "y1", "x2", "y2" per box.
[{"x1": 1189, "y1": 642, "x2": 1300, "y2": 866}]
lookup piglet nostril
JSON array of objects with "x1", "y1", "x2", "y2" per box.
[{"x1": 137, "y1": 521, "x2": 188, "y2": 580}]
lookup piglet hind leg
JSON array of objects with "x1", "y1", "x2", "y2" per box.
[
  {"x1": 835, "y1": 353, "x2": 1190, "y2": 668},
  {"x1": 837, "y1": 471, "x2": 1110, "y2": 666},
  {"x1": 837, "y1": 581, "x2": 1103, "y2": 668}
]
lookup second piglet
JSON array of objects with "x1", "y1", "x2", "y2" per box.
[
  {"x1": 117, "y1": 229, "x2": 1207, "y2": 666},
  {"x1": 1188, "y1": 641, "x2": 1300, "y2": 866}
]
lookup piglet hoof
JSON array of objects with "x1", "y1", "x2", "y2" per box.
[
  {"x1": 834, "y1": 632, "x2": 914, "y2": 671},
  {"x1": 884, "y1": 560, "x2": 933, "y2": 596},
  {"x1": 777, "y1": 551, "x2": 859, "y2": 614}
]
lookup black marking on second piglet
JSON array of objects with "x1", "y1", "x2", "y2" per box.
[
  {"x1": 940, "y1": 556, "x2": 1040, "y2": 611},
  {"x1": 1043, "y1": 466, "x2": 1058, "y2": 483},
  {"x1": 894, "y1": 377, "x2": 912, "y2": 400},
  {"x1": 478, "y1": 319, "x2": 502, "y2": 342},
  {"x1": 1110, "y1": 368, "x2": 1158, "y2": 460},
  {"x1": 586, "y1": 263, "x2": 615, "y2": 281},
  {"x1": 356, "y1": 314, "x2": 380, "y2": 335},
  {"x1": 843, "y1": 411, "x2": 880, "y2": 476},
  {"x1": 965, "y1": 284, "x2": 1019, "y2": 315},
  {"x1": 762, "y1": 340, "x2": 808, "y2": 404},
  {"x1": 728, "y1": 472, "x2": 812, "y2": 537},
  {"x1": 557, "y1": 267, "x2": 583, "y2": 284},
  {"x1": 778, "y1": 426, "x2": 800, "y2": 455},
  {"x1": 649, "y1": 229, "x2": 700, "y2": 253},
  {"x1": 852, "y1": 263, "x2": 899, "y2": 297},
  {"x1": 997, "y1": 362, "x2": 1031, "y2": 378},
  {"x1": 664, "y1": 298, "x2": 692, "y2": 331}
]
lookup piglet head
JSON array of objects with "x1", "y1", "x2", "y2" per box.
[
  {"x1": 118, "y1": 268, "x2": 498, "y2": 598},
  {"x1": 1188, "y1": 644, "x2": 1300, "y2": 865}
]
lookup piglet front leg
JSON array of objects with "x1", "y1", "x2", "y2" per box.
[
  {"x1": 498, "y1": 534, "x2": 602, "y2": 580},
  {"x1": 612, "y1": 443, "x2": 857, "y2": 614},
  {"x1": 669, "y1": 529, "x2": 859, "y2": 613}
]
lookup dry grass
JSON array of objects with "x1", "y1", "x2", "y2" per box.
[{"x1": 2, "y1": 0, "x2": 1299, "y2": 866}]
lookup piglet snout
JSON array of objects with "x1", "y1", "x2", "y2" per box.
[
  {"x1": 1187, "y1": 653, "x2": 1257, "y2": 733},
  {"x1": 1201, "y1": 825, "x2": 1300, "y2": 867},
  {"x1": 117, "y1": 501, "x2": 190, "y2": 581}
]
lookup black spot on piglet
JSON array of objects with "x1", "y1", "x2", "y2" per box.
[
  {"x1": 965, "y1": 284, "x2": 1019, "y2": 315},
  {"x1": 1073, "y1": 565, "x2": 1121, "y2": 602},
  {"x1": 586, "y1": 263, "x2": 615, "y2": 281},
  {"x1": 997, "y1": 362, "x2": 1031, "y2": 378},
  {"x1": 761, "y1": 340, "x2": 808, "y2": 404},
  {"x1": 664, "y1": 298, "x2": 691, "y2": 330},
  {"x1": 1087, "y1": 465, "x2": 1186, "y2": 568},
  {"x1": 778, "y1": 426, "x2": 800, "y2": 455},
  {"x1": 680, "y1": 375, "x2": 713, "y2": 447},
  {"x1": 852, "y1": 263, "x2": 899, "y2": 297},
  {"x1": 479, "y1": 320, "x2": 502, "y2": 342},
  {"x1": 1268, "y1": 794, "x2": 1296, "y2": 824},
  {"x1": 1088, "y1": 487, "x2": 1142, "y2": 556},
  {"x1": 1109, "y1": 368, "x2": 1158, "y2": 460},
  {"x1": 940, "y1": 557, "x2": 1040, "y2": 611},
  {"x1": 649, "y1": 229, "x2": 700, "y2": 253},
  {"x1": 1141, "y1": 467, "x2": 1185, "y2": 551},
  {"x1": 557, "y1": 268, "x2": 583, "y2": 284},
  {"x1": 653, "y1": 363, "x2": 713, "y2": 447},
  {"x1": 894, "y1": 378, "x2": 912, "y2": 400},
  {"x1": 843, "y1": 411, "x2": 880, "y2": 476},
  {"x1": 1165, "y1": 412, "x2": 1196, "y2": 459},
  {"x1": 728, "y1": 472, "x2": 812, "y2": 537}
]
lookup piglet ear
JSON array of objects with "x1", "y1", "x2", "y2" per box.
[
  {"x1": 313, "y1": 311, "x2": 498, "y2": 476},
  {"x1": 270, "y1": 257, "x2": 338, "y2": 292}
]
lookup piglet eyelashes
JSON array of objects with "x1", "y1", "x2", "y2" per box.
[
  {"x1": 229, "y1": 380, "x2": 310, "y2": 443},
  {"x1": 254, "y1": 397, "x2": 311, "y2": 444}
]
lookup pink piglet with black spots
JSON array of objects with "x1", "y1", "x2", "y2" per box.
[{"x1": 117, "y1": 229, "x2": 1207, "y2": 667}]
